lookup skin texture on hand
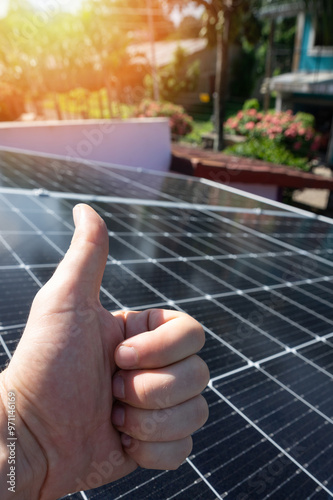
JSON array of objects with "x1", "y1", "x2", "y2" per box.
[{"x1": 0, "y1": 204, "x2": 209, "y2": 500}]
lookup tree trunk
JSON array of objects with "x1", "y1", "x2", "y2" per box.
[
  {"x1": 214, "y1": 9, "x2": 231, "y2": 152},
  {"x1": 263, "y1": 19, "x2": 275, "y2": 112}
]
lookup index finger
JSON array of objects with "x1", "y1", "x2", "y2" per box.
[{"x1": 113, "y1": 309, "x2": 205, "y2": 370}]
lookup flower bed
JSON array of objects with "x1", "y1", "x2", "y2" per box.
[
  {"x1": 134, "y1": 100, "x2": 193, "y2": 138},
  {"x1": 224, "y1": 109, "x2": 322, "y2": 162}
]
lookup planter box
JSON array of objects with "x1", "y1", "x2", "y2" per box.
[
  {"x1": 0, "y1": 118, "x2": 171, "y2": 172},
  {"x1": 201, "y1": 132, "x2": 246, "y2": 149}
]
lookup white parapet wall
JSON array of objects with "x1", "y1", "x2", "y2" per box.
[{"x1": 0, "y1": 118, "x2": 171, "y2": 171}]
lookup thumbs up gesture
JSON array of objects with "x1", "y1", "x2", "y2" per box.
[{"x1": 0, "y1": 204, "x2": 209, "y2": 500}]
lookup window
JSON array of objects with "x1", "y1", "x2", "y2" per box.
[{"x1": 308, "y1": 15, "x2": 333, "y2": 56}]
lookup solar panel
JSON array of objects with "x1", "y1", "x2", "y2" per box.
[{"x1": 0, "y1": 147, "x2": 332, "y2": 499}]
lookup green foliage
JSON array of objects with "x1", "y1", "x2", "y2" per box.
[
  {"x1": 243, "y1": 98, "x2": 260, "y2": 111},
  {"x1": 225, "y1": 108, "x2": 322, "y2": 158},
  {"x1": 0, "y1": 82, "x2": 25, "y2": 121},
  {"x1": 224, "y1": 137, "x2": 310, "y2": 171},
  {"x1": 229, "y1": 48, "x2": 256, "y2": 98},
  {"x1": 134, "y1": 100, "x2": 193, "y2": 137},
  {"x1": 224, "y1": 108, "x2": 323, "y2": 170},
  {"x1": 181, "y1": 120, "x2": 214, "y2": 145},
  {"x1": 145, "y1": 46, "x2": 200, "y2": 101},
  {"x1": 294, "y1": 112, "x2": 315, "y2": 129}
]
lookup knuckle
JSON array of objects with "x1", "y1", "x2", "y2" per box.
[
  {"x1": 138, "y1": 374, "x2": 155, "y2": 408},
  {"x1": 195, "y1": 395, "x2": 209, "y2": 429},
  {"x1": 194, "y1": 321, "x2": 205, "y2": 350},
  {"x1": 192, "y1": 355, "x2": 210, "y2": 390},
  {"x1": 170, "y1": 437, "x2": 193, "y2": 470}
]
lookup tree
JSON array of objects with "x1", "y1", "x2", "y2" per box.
[
  {"x1": 145, "y1": 46, "x2": 200, "y2": 100},
  {"x1": 178, "y1": 15, "x2": 203, "y2": 39},
  {"x1": 166, "y1": 0, "x2": 261, "y2": 150}
]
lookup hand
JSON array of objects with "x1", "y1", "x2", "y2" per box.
[{"x1": 0, "y1": 204, "x2": 209, "y2": 500}]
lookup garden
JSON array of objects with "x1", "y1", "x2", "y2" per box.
[{"x1": 0, "y1": 80, "x2": 324, "y2": 173}]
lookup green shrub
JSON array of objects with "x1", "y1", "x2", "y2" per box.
[
  {"x1": 134, "y1": 99, "x2": 193, "y2": 137},
  {"x1": 243, "y1": 98, "x2": 260, "y2": 111},
  {"x1": 224, "y1": 137, "x2": 310, "y2": 171},
  {"x1": 0, "y1": 83, "x2": 25, "y2": 121},
  {"x1": 294, "y1": 112, "x2": 315, "y2": 128},
  {"x1": 224, "y1": 108, "x2": 321, "y2": 162}
]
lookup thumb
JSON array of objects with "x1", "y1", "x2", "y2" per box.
[{"x1": 51, "y1": 204, "x2": 109, "y2": 301}]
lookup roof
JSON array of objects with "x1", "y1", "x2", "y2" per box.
[
  {"x1": 172, "y1": 144, "x2": 333, "y2": 189},
  {"x1": 269, "y1": 71, "x2": 333, "y2": 95},
  {"x1": 258, "y1": 1, "x2": 304, "y2": 18},
  {"x1": 127, "y1": 38, "x2": 207, "y2": 67}
]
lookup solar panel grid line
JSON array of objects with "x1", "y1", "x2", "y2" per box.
[
  {"x1": 0, "y1": 233, "x2": 45, "y2": 289},
  {"x1": 99, "y1": 285, "x2": 127, "y2": 311},
  {"x1": 113, "y1": 262, "x2": 173, "y2": 304},
  {"x1": 202, "y1": 209, "x2": 333, "y2": 267},
  {"x1": 214, "y1": 376, "x2": 333, "y2": 485},
  {"x1": 208, "y1": 383, "x2": 333, "y2": 497},
  {"x1": 271, "y1": 287, "x2": 333, "y2": 325},
  {"x1": 237, "y1": 290, "x2": 333, "y2": 336},
  {"x1": 206, "y1": 295, "x2": 290, "y2": 352},
  {"x1": 0, "y1": 323, "x2": 26, "y2": 332},
  {"x1": 267, "y1": 253, "x2": 333, "y2": 280},
  {"x1": 99, "y1": 231, "x2": 332, "y2": 318},
  {"x1": 176, "y1": 309, "x2": 253, "y2": 366},
  {"x1": 4, "y1": 145, "x2": 330, "y2": 222},
  {"x1": 198, "y1": 176, "x2": 333, "y2": 226},
  {"x1": 287, "y1": 349, "x2": 333, "y2": 382},
  {"x1": 217, "y1": 447, "x2": 302, "y2": 499},
  {"x1": 185, "y1": 459, "x2": 223, "y2": 500},
  {"x1": 292, "y1": 283, "x2": 333, "y2": 308},
  {"x1": 189, "y1": 437, "x2": 267, "y2": 494},
  {"x1": 92, "y1": 162, "x2": 187, "y2": 205},
  {"x1": 258, "y1": 366, "x2": 333, "y2": 424},
  {"x1": 1, "y1": 150, "x2": 333, "y2": 498},
  {"x1": 0, "y1": 333, "x2": 12, "y2": 359},
  {"x1": 146, "y1": 261, "x2": 210, "y2": 299},
  {"x1": 209, "y1": 363, "x2": 252, "y2": 384},
  {"x1": 0, "y1": 193, "x2": 69, "y2": 259}
]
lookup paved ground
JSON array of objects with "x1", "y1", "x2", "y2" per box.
[{"x1": 292, "y1": 165, "x2": 333, "y2": 218}]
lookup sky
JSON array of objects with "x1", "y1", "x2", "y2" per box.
[
  {"x1": 0, "y1": 0, "x2": 10, "y2": 18},
  {"x1": 0, "y1": 0, "x2": 204, "y2": 24}
]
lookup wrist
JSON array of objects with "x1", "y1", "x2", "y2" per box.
[{"x1": 0, "y1": 370, "x2": 47, "y2": 500}]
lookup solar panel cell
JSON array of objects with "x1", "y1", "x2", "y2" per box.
[{"x1": 0, "y1": 148, "x2": 332, "y2": 499}]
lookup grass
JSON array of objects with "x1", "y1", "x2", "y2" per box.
[{"x1": 181, "y1": 120, "x2": 214, "y2": 145}]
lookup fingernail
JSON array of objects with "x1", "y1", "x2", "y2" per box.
[
  {"x1": 73, "y1": 204, "x2": 83, "y2": 227},
  {"x1": 112, "y1": 404, "x2": 125, "y2": 427},
  {"x1": 113, "y1": 373, "x2": 125, "y2": 399},
  {"x1": 117, "y1": 346, "x2": 138, "y2": 368},
  {"x1": 121, "y1": 433, "x2": 132, "y2": 448}
]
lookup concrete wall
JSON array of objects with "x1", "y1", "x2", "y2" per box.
[{"x1": 0, "y1": 118, "x2": 171, "y2": 171}]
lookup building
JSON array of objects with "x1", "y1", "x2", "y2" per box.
[{"x1": 260, "y1": 2, "x2": 333, "y2": 165}]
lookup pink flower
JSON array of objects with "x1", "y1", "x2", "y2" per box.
[
  {"x1": 293, "y1": 141, "x2": 302, "y2": 151},
  {"x1": 305, "y1": 130, "x2": 314, "y2": 141},
  {"x1": 245, "y1": 121, "x2": 255, "y2": 130}
]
